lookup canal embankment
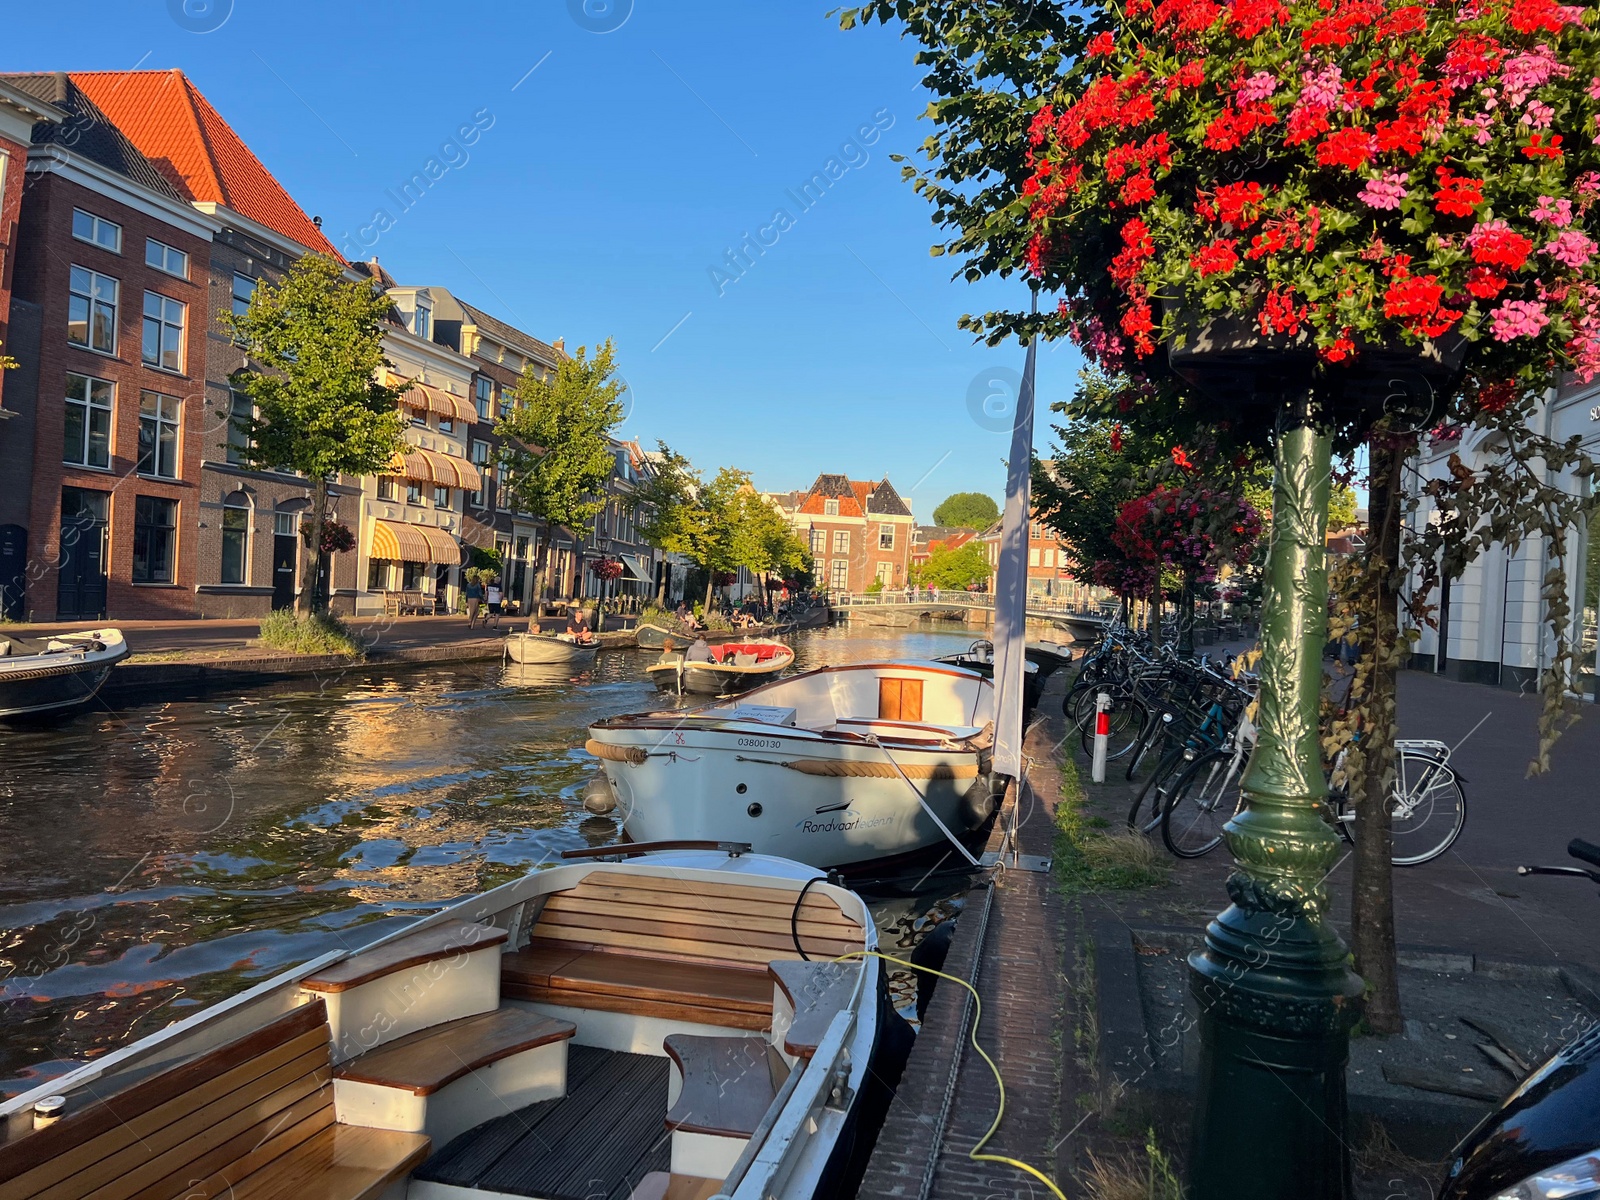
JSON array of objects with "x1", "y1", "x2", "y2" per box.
[{"x1": 857, "y1": 669, "x2": 1600, "y2": 1199}]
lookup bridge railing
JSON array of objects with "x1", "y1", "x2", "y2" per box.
[{"x1": 831, "y1": 590, "x2": 1109, "y2": 615}]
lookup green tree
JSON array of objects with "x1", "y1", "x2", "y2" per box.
[
  {"x1": 732, "y1": 490, "x2": 809, "y2": 610},
  {"x1": 917, "y1": 542, "x2": 992, "y2": 590},
  {"x1": 495, "y1": 340, "x2": 625, "y2": 609},
  {"x1": 932, "y1": 492, "x2": 1000, "y2": 529},
  {"x1": 225, "y1": 254, "x2": 405, "y2": 617},
  {"x1": 678, "y1": 468, "x2": 749, "y2": 612},
  {"x1": 1328, "y1": 484, "x2": 1359, "y2": 533},
  {"x1": 629, "y1": 442, "x2": 697, "y2": 605}
]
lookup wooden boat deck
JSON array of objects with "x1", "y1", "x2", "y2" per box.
[{"x1": 412, "y1": 1044, "x2": 672, "y2": 1199}]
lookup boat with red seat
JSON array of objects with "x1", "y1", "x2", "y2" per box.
[{"x1": 646, "y1": 639, "x2": 795, "y2": 695}]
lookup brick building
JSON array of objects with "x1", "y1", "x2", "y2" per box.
[
  {"x1": 784, "y1": 474, "x2": 914, "y2": 595},
  {"x1": 68, "y1": 69, "x2": 356, "y2": 617},
  {"x1": 978, "y1": 508, "x2": 1099, "y2": 603},
  {"x1": 911, "y1": 525, "x2": 977, "y2": 573},
  {"x1": 4, "y1": 73, "x2": 219, "y2": 621}
]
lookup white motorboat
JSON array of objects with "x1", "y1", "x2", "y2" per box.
[
  {"x1": 0, "y1": 845, "x2": 896, "y2": 1200},
  {"x1": 586, "y1": 661, "x2": 997, "y2": 870},
  {"x1": 0, "y1": 628, "x2": 128, "y2": 718},
  {"x1": 505, "y1": 631, "x2": 598, "y2": 666}
]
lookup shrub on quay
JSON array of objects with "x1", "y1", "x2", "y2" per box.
[{"x1": 257, "y1": 611, "x2": 365, "y2": 658}]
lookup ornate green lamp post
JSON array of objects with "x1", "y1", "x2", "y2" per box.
[{"x1": 1185, "y1": 390, "x2": 1364, "y2": 1200}]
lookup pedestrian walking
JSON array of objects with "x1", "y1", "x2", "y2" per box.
[
  {"x1": 486, "y1": 580, "x2": 503, "y2": 626},
  {"x1": 465, "y1": 576, "x2": 484, "y2": 626}
]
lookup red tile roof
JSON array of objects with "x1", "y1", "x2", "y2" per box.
[{"x1": 68, "y1": 69, "x2": 342, "y2": 260}]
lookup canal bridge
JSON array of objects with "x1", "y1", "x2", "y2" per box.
[{"x1": 831, "y1": 592, "x2": 1110, "y2": 635}]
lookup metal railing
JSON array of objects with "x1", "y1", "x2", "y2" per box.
[{"x1": 830, "y1": 590, "x2": 1111, "y2": 615}]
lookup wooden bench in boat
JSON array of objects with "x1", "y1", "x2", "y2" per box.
[
  {"x1": 500, "y1": 873, "x2": 866, "y2": 1031},
  {"x1": 662, "y1": 1035, "x2": 784, "y2": 1139},
  {"x1": 768, "y1": 960, "x2": 858, "y2": 1060},
  {"x1": 628, "y1": 1173, "x2": 723, "y2": 1200},
  {"x1": 0, "y1": 999, "x2": 430, "y2": 1200}
]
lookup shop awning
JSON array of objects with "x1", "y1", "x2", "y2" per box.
[
  {"x1": 384, "y1": 372, "x2": 478, "y2": 425},
  {"x1": 620, "y1": 554, "x2": 652, "y2": 582},
  {"x1": 370, "y1": 519, "x2": 466, "y2": 565},
  {"x1": 386, "y1": 444, "x2": 484, "y2": 492}
]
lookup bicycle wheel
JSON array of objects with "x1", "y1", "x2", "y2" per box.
[
  {"x1": 1389, "y1": 755, "x2": 1467, "y2": 866},
  {"x1": 1080, "y1": 692, "x2": 1147, "y2": 761},
  {"x1": 1162, "y1": 749, "x2": 1245, "y2": 858},
  {"x1": 1128, "y1": 746, "x2": 1188, "y2": 833}
]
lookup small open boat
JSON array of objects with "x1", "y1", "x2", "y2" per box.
[
  {"x1": 647, "y1": 640, "x2": 795, "y2": 696},
  {"x1": 506, "y1": 632, "x2": 598, "y2": 666},
  {"x1": 0, "y1": 844, "x2": 901, "y2": 1200},
  {"x1": 0, "y1": 628, "x2": 128, "y2": 718},
  {"x1": 587, "y1": 661, "x2": 997, "y2": 870},
  {"x1": 637, "y1": 623, "x2": 777, "y2": 651},
  {"x1": 932, "y1": 639, "x2": 1076, "y2": 716}
]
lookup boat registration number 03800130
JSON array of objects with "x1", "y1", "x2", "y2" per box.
[{"x1": 737, "y1": 736, "x2": 784, "y2": 750}]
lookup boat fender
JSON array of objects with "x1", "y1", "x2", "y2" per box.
[
  {"x1": 582, "y1": 773, "x2": 618, "y2": 815},
  {"x1": 960, "y1": 776, "x2": 998, "y2": 826}
]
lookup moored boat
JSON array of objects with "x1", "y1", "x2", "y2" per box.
[
  {"x1": 506, "y1": 632, "x2": 598, "y2": 666},
  {"x1": 0, "y1": 845, "x2": 898, "y2": 1200},
  {"x1": 637, "y1": 622, "x2": 778, "y2": 650},
  {"x1": 0, "y1": 628, "x2": 128, "y2": 718},
  {"x1": 646, "y1": 640, "x2": 795, "y2": 696},
  {"x1": 586, "y1": 661, "x2": 997, "y2": 870}
]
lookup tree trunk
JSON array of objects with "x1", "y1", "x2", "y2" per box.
[
  {"x1": 530, "y1": 538, "x2": 551, "y2": 625},
  {"x1": 1351, "y1": 429, "x2": 1408, "y2": 1035},
  {"x1": 297, "y1": 481, "x2": 329, "y2": 619},
  {"x1": 703, "y1": 570, "x2": 715, "y2": 614},
  {"x1": 656, "y1": 563, "x2": 668, "y2": 608},
  {"x1": 1148, "y1": 589, "x2": 1162, "y2": 647}
]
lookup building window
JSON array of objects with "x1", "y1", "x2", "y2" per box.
[
  {"x1": 226, "y1": 391, "x2": 253, "y2": 466},
  {"x1": 71, "y1": 209, "x2": 121, "y2": 252},
  {"x1": 221, "y1": 493, "x2": 250, "y2": 584},
  {"x1": 469, "y1": 441, "x2": 490, "y2": 507},
  {"x1": 377, "y1": 477, "x2": 397, "y2": 501},
  {"x1": 879, "y1": 523, "x2": 894, "y2": 550},
  {"x1": 824, "y1": 499, "x2": 839, "y2": 516},
  {"x1": 413, "y1": 302, "x2": 431, "y2": 340},
  {"x1": 1044, "y1": 548, "x2": 1055, "y2": 567},
  {"x1": 68, "y1": 266, "x2": 118, "y2": 354},
  {"x1": 1028, "y1": 548, "x2": 1040, "y2": 567},
  {"x1": 274, "y1": 511, "x2": 297, "y2": 537},
  {"x1": 232, "y1": 273, "x2": 257, "y2": 317},
  {"x1": 402, "y1": 561, "x2": 425, "y2": 590},
  {"x1": 406, "y1": 482, "x2": 423, "y2": 506},
  {"x1": 132, "y1": 496, "x2": 177, "y2": 583},
  {"x1": 830, "y1": 559, "x2": 849, "y2": 591},
  {"x1": 875, "y1": 562, "x2": 893, "y2": 585},
  {"x1": 833, "y1": 530, "x2": 849, "y2": 554},
  {"x1": 143, "y1": 293, "x2": 186, "y2": 372},
  {"x1": 145, "y1": 239, "x2": 188, "y2": 278},
  {"x1": 810, "y1": 528, "x2": 826, "y2": 555},
  {"x1": 434, "y1": 484, "x2": 451, "y2": 508},
  {"x1": 138, "y1": 392, "x2": 181, "y2": 479},
  {"x1": 475, "y1": 377, "x2": 493, "y2": 420},
  {"x1": 63, "y1": 374, "x2": 113, "y2": 468}
]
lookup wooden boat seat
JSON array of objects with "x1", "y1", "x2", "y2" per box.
[
  {"x1": 300, "y1": 919, "x2": 508, "y2": 995},
  {"x1": 662, "y1": 1035, "x2": 785, "y2": 1138},
  {"x1": 0, "y1": 999, "x2": 429, "y2": 1200},
  {"x1": 627, "y1": 1173, "x2": 724, "y2": 1200},
  {"x1": 769, "y1": 960, "x2": 858, "y2": 1060},
  {"x1": 333, "y1": 1008, "x2": 575, "y2": 1095},
  {"x1": 500, "y1": 873, "x2": 865, "y2": 1031}
]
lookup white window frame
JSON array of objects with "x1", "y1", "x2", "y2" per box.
[
  {"x1": 226, "y1": 390, "x2": 253, "y2": 466},
  {"x1": 413, "y1": 302, "x2": 432, "y2": 340},
  {"x1": 142, "y1": 292, "x2": 187, "y2": 373},
  {"x1": 833, "y1": 530, "x2": 850, "y2": 554},
  {"x1": 475, "y1": 377, "x2": 493, "y2": 420},
  {"x1": 220, "y1": 496, "x2": 251, "y2": 585},
  {"x1": 64, "y1": 373, "x2": 114, "y2": 469},
  {"x1": 232, "y1": 273, "x2": 257, "y2": 318},
  {"x1": 830, "y1": 559, "x2": 849, "y2": 591},
  {"x1": 68, "y1": 266, "x2": 119, "y2": 355},
  {"x1": 72, "y1": 208, "x2": 122, "y2": 253},
  {"x1": 137, "y1": 391, "x2": 182, "y2": 480},
  {"x1": 824, "y1": 499, "x2": 839, "y2": 516},
  {"x1": 145, "y1": 238, "x2": 188, "y2": 279},
  {"x1": 878, "y1": 523, "x2": 894, "y2": 550}
]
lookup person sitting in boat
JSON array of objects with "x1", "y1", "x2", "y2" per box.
[
  {"x1": 566, "y1": 608, "x2": 596, "y2": 645},
  {"x1": 658, "y1": 636, "x2": 683, "y2": 661},
  {"x1": 685, "y1": 637, "x2": 714, "y2": 663}
]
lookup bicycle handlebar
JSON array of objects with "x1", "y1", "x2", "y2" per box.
[{"x1": 1569, "y1": 838, "x2": 1600, "y2": 868}]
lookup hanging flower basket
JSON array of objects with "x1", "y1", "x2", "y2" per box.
[{"x1": 1025, "y1": 0, "x2": 1600, "y2": 435}]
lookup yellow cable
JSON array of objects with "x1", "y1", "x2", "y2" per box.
[{"x1": 832, "y1": 950, "x2": 1070, "y2": 1200}]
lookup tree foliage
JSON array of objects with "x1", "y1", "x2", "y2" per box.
[
  {"x1": 917, "y1": 541, "x2": 993, "y2": 589},
  {"x1": 224, "y1": 253, "x2": 404, "y2": 616},
  {"x1": 932, "y1": 491, "x2": 1001, "y2": 529}
]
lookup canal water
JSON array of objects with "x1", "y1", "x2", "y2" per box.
[{"x1": 0, "y1": 622, "x2": 988, "y2": 1095}]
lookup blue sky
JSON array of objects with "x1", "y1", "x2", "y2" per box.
[{"x1": 6, "y1": 0, "x2": 1084, "y2": 521}]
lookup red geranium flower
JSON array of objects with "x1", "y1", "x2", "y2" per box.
[
  {"x1": 1088, "y1": 31, "x2": 1117, "y2": 55},
  {"x1": 1191, "y1": 238, "x2": 1240, "y2": 277},
  {"x1": 1317, "y1": 127, "x2": 1376, "y2": 171},
  {"x1": 1433, "y1": 167, "x2": 1484, "y2": 217}
]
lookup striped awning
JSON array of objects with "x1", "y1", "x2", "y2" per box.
[
  {"x1": 386, "y1": 444, "x2": 484, "y2": 491},
  {"x1": 370, "y1": 519, "x2": 466, "y2": 565},
  {"x1": 385, "y1": 372, "x2": 477, "y2": 425}
]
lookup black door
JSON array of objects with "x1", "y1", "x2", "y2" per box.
[
  {"x1": 57, "y1": 488, "x2": 109, "y2": 620},
  {"x1": 272, "y1": 534, "x2": 298, "y2": 610},
  {"x1": 0, "y1": 525, "x2": 25, "y2": 622}
]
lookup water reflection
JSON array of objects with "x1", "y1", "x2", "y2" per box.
[{"x1": 0, "y1": 622, "x2": 983, "y2": 1091}]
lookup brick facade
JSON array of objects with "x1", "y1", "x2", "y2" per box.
[
  {"x1": 13, "y1": 168, "x2": 215, "y2": 620},
  {"x1": 785, "y1": 473, "x2": 915, "y2": 595}
]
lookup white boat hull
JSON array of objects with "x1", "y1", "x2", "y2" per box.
[{"x1": 505, "y1": 634, "x2": 597, "y2": 666}]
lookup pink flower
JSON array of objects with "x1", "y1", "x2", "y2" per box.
[
  {"x1": 1541, "y1": 230, "x2": 1597, "y2": 269},
  {"x1": 1458, "y1": 111, "x2": 1495, "y2": 145},
  {"x1": 1521, "y1": 100, "x2": 1556, "y2": 128},
  {"x1": 1577, "y1": 172, "x2": 1600, "y2": 203},
  {"x1": 1533, "y1": 195, "x2": 1574, "y2": 226},
  {"x1": 1589, "y1": 76, "x2": 1600, "y2": 102},
  {"x1": 1236, "y1": 71, "x2": 1279, "y2": 104},
  {"x1": 1490, "y1": 300, "x2": 1550, "y2": 341},
  {"x1": 1299, "y1": 62, "x2": 1344, "y2": 112},
  {"x1": 1501, "y1": 45, "x2": 1570, "y2": 105},
  {"x1": 1359, "y1": 171, "x2": 1410, "y2": 210}
]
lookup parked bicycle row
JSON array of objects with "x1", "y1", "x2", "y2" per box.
[{"x1": 1060, "y1": 625, "x2": 1467, "y2": 866}]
